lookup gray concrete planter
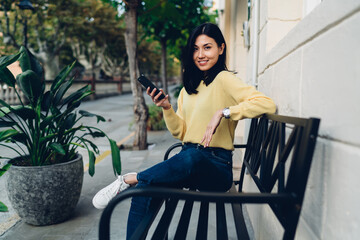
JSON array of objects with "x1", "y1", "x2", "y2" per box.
[{"x1": 6, "y1": 154, "x2": 83, "y2": 226}]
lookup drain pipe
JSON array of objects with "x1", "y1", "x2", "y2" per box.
[{"x1": 251, "y1": 0, "x2": 260, "y2": 88}]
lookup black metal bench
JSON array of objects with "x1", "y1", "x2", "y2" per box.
[{"x1": 99, "y1": 114, "x2": 320, "y2": 240}]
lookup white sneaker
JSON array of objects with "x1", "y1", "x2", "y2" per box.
[{"x1": 92, "y1": 173, "x2": 136, "y2": 209}]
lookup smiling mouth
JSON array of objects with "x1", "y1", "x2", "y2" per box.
[{"x1": 198, "y1": 60, "x2": 208, "y2": 66}]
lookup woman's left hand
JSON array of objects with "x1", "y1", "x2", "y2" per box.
[
  {"x1": 146, "y1": 87, "x2": 171, "y2": 110},
  {"x1": 200, "y1": 109, "x2": 223, "y2": 148}
]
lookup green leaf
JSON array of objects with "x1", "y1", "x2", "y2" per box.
[
  {"x1": 50, "y1": 105, "x2": 61, "y2": 116},
  {"x1": 10, "y1": 133, "x2": 28, "y2": 146},
  {"x1": 64, "y1": 113, "x2": 76, "y2": 129},
  {"x1": 66, "y1": 91, "x2": 93, "y2": 111},
  {"x1": 51, "y1": 61, "x2": 76, "y2": 92},
  {"x1": 109, "y1": 139, "x2": 121, "y2": 176},
  {"x1": 63, "y1": 85, "x2": 91, "y2": 106},
  {"x1": 51, "y1": 66, "x2": 70, "y2": 92},
  {"x1": 39, "y1": 133, "x2": 58, "y2": 145},
  {"x1": 0, "y1": 129, "x2": 18, "y2": 142},
  {"x1": 0, "y1": 102, "x2": 25, "y2": 116},
  {"x1": 0, "y1": 106, "x2": 11, "y2": 117},
  {"x1": 17, "y1": 70, "x2": 43, "y2": 103},
  {"x1": 80, "y1": 138, "x2": 99, "y2": 154},
  {"x1": 0, "y1": 67, "x2": 16, "y2": 87},
  {"x1": 18, "y1": 47, "x2": 31, "y2": 71},
  {"x1": 0, "y1": 201, "x2": 8, "y2": 212},
  {"x1": 72, "y1": 101, "x2": 81, "y2": 110},
  {"x1": 18, "y1": 47, "x2": 44, "y2": 79},
  {"x1": 88, "y1": 151, "x2": 95, "y2": 177},
  {"x1": 53, "y1": 79, "x2": 73, "y2": 105},
  {"x1": 13, "y1": 106, "x2": 36, "y2": 121},
  {"x1": 90, "y1": 142, "x2": 100, "y2": 154},
  {"x1": 40, "y1": 115, "x2": 55, "y2": 129},
  {"x1": 0, "y1": 120, "x2": 16, "y2": 128},
  {"x1": 49, "y1": 143, "x2": 65, "y2": 155},
  {"x1": 0, "y1": 163, "x2": 11, "y2": 177},
  {"x1": 89, "y1": 131, "x2": 105, "y2": 138},
  {"x1": 79, "y1": 110, "x2": 106, "y2": 123},
  {"x1": 41, "y1": 91, "x2": 53, "y2": 112}
]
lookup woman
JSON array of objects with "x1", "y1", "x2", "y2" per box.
[{"x1": 92, "y1": 22, "x2": 276, "y2": 239}]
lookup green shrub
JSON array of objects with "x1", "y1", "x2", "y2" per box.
[{"x1": 147, "y1": 104, "x2": 166, "y2": 131}]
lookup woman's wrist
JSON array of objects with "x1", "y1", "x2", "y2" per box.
[
  {"x1": 217, "y1": 109, "x2": 224, "y2": 118},
  {"x1": 222, "y1": 107, "x2": 230, "y2": 119}
]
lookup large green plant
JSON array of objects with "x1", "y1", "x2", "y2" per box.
[{"x1": 0, "y1": 47, "x2": 121, "y2": 177}]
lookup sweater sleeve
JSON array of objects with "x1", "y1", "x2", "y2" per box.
[
  {"x1": 162, "y1": 88, "x2": 187, "y2": 140},
  {"x1": 221, "y1": 72, "x2": 276, "y2": 120}
]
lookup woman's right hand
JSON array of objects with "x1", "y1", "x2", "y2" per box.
[{"x1": 146, "y1": 87, "x2": 171, "y2": 110}]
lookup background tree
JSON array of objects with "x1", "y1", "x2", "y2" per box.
[
  {"x1": 121, "y1": 0, "x2": 148, "y2": 150},
  {"x1": 138, "y1": 0, "x2": 214, "y2": 94},
  {"x1": 66, "y1": 0, "x2": 125, "y2": 80},
  {"x1": 138, "y1": 0, "x2": 182, "y2": 95},
  {"x1": 100, "y1": 29, "x2": 128, "y2": 78},
  {"x1": 0, "y1": 0, "x2": 84, "y2": 79},
  {"x1": 168, "y1": 0, "x2": 216, "y2": 60},
  {"x1": 0, "y1": 0, "x2": 30, "y2": 54},
  {"x1": 0, "y1": 0, "x2": 125, "y2": 80}
]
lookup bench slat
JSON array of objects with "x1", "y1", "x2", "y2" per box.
[
  {"x1": 231, "y1": 202, "x2": 249, "y2": 240},
  {"x1": 229, "y1": 185, "x2": 249, "y2": 240},
  {"x1": 151, "y1": 198, "x2": 179, "y2": 240},
  {"x1": 260, "y1": 121, "x2": 275, "y2": 188},
  {"x1": 243, "y1": 160, "x2": 266, "y2": 193},
  {"x1": 196, "y1": 201, "x2": 209, "y2": 240},
  {"x1": 270, "y1": 126, "x2": 298, "y2": 193},
  {"x1": 130, "y1": 198, "x2": 164, "y2": 240},
  {"x1": 216, "y1": 202, "x2": 228, "y2": 240},
  {"x1": 174, "y1": 200, "x2": 194, "y2": 240},
  {"x1": 264, "y1": 122, "x2": 280, "y2": 191},
  {"x1": 249, "y1": 118, "x2": 268, "y2": 175}
]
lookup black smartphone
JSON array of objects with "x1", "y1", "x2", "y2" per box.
[{"x1": 137, "y1": 74, "x2": 165, "y2": 100}]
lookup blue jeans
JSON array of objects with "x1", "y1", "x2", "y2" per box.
[{"x1": 126, "y1": 143, "x2": 233, "y2": 239}]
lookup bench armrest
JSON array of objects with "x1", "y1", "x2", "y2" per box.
[
  {"x1": 234, "y1": 144, "x2": 247, "y2": 149},
  {"x1": 108, "y1": 186, "x2": 293, "y2": 205}
]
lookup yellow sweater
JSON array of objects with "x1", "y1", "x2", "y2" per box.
[{"x1": 163, "y1": 71, "x2": 276, "y2": 150}]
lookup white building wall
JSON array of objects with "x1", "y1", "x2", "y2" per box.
[{"x1": 219, "y1": 0, "x2": 360, "y2": 239}]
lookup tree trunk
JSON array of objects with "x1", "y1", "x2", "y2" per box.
[
  {"x1": 33, "y1": 51, "x2": 60, "y2": 80},
  {"x1": 124, "y1": 0, "x2": 148, "y2": 150},
  {"x1": 160, "y1": 38, "x2": 168, "y2": 96}
]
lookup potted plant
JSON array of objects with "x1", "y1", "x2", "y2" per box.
[{"x1": 0, "y1": 47, "x2": 121, "y2": 225}]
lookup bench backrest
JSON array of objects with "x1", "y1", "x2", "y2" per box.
[{"x1": 237, "y1": 114, "x2": 320, "y2": 239}]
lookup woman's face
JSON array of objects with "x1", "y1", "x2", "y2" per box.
[{"x1": 193, "y1": 34, "x2": 224, "y2": 72}]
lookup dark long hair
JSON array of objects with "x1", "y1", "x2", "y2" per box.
[{"x1": 182, "y1": 23, "x2": 228, "y2": 95}]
